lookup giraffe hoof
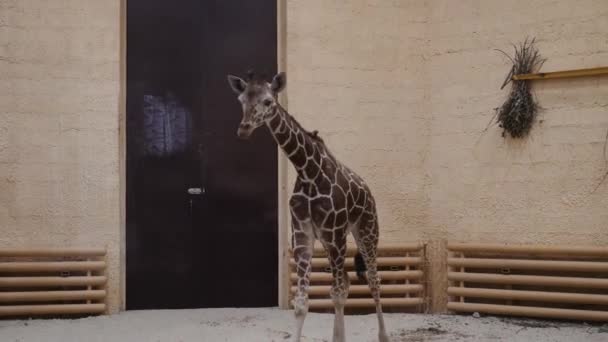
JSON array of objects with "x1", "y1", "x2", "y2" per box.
[{"x1": 379, "y1": 333, "x2": 391, "y2": 342}]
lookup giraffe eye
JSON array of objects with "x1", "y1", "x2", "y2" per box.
[{"x1": 263, "y1": 99, "x2": 273, "y2": 107}]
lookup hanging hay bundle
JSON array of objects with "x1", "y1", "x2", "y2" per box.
[{"x1": 496, "y1": 38, "x2": 546, "y2": 138}]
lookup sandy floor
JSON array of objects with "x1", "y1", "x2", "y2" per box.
[{"x1": 0, "y1": 308, "x2": 606, "y2": 342}]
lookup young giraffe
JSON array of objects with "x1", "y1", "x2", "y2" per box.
[{"x1": 227, "y1": 71, "x2": 389, "y2": 342}]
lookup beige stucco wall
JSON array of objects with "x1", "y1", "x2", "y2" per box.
[
  {"x1": 0, "y1": 0, "x2": 122, "y2": 312},
  {"x1": 1, "y1": 0, "x2": 606, "y2": 314},
  {"x1": 287, "y1": 0, "x2": 608, "y2": 311}
]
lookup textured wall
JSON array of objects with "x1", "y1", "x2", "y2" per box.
[
  {"x1": 287, "y1": 0, "x2": 608, "y2": 311},
  {"x1": 0, "y1": 0, "x2": 121, "y2": 312},
  {"x1": 1, "y1": 0, "x2": 606, "y2": 315}
]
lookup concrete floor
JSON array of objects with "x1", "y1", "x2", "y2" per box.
[{"x1": 0, "y1": 308, "x2": 606, "y2": 342}]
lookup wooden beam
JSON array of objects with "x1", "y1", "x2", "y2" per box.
[
  {"x1": 0, "y1": 276, "x2": 107, "y2": 288},
  {"x1": 292, "y1": 270, "x2": 422, "y2": 283},
  {"x1": 512, "y1": 66, "x2": 608, "y2": 81},
  {"x1": 0, "y1": 290, "x2": 106, "y2": 303},
  {"x1": 289, "y1": 256, "x2": 422, "y2": 268},
  {"x1": 448, "y1": 272, "x2": 608, "y2": 289},
  {"x1": 447, "y1": 242, "x2": 608, "y2": 257},
  {"x1": 448, "y1": 287, "x2": 608, "y2": 306},
  {"x1": 447, "y1": 258, "x2": 608, "y2": 272},
  {"x1": 0, "y1": 261, "x2": 106, "y2": 273},
  {"x1": 309, "y1": 297, "x2": 423, "y2": 309},
  {"x1": 287, "y1": 243, "x2": 424, "y2": 257},
  {"x1": 448, "y1": 302, "x2": 608, "y2": 322},
  {"x1": 291, "y1": 284, "x2": 423, "y2": 296},
  {"x1": 0, "y1": 248, "x2": 106, "y2": 257},
  {"x1": 0, "y1": 304, "x2": 106, "y2": 317}
]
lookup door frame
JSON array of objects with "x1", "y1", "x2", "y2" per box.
[
  {"x1": 276, "y1": 0, "x2": 290, "y2": 310},
  {"x1": 119, "y1": 0, "x2": 127, "y2": 311},
  {"x1": 118, "y1": 0, "x2": 290, "y2": 311}
]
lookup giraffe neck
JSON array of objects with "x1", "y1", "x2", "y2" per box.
[{"x1": 266, "y1": 105, "x2": 323, "y2": 179}]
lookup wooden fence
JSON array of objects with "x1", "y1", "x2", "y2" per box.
[
  {"x1": 447, "y1": 242, "x2": 608, "y2": 321},
  {"x1": 0, "y1": 248, "x2": 107, "y2": 317}
]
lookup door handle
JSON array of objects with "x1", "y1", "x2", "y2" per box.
[
  {"x1": 187, "y1": 187, "x2": 205, "y2": 195},
  {"x1": 187, "y1": 187, "x2": 204, "y2": 215}
]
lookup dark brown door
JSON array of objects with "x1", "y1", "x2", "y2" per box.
[{"x1": 126, "y1": 0, "x2": 278, "y2": 309}]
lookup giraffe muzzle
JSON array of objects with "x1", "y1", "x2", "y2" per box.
[{"x1": 237, "y1": 124, "x2": 253, "y2": 139}]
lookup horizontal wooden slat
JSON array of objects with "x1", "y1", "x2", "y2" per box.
[
  {"x1": 309, "y1": 297, "x2": 423, "y2": 309},
  {"x1": 0, "y1": 304, "x2": 106, "y2": 316},
  {"x1": 448, "y1": 302, "x2": 608, "y2": 322},
  {"x1": 0, "y1": 261, "x2": 106, "y2": 273},
  {"x1": 448, "y1": 243, "x2": 608, "y2": 257},
  {"x1": 448, "y1": 287, "x2": 608, "y2": 305},
  {"x1": 291, "y1": 284, "x2": 423, "y2": 296},
  {"x1": 0, "y1": 248, "x2": 106, "y2": 257},
  {"x1": 287, "y1": 243, "x2": 422, "y2": 257},
  {"x1": 448, "y1": 272, "x2": 608, "y2": 289},
  {"x1": 0, "y1": 290, "x2": 106, "y2": 303},
  {"x1": 313, "y1": 243, "x2": 423, "y2": 256},
  {"x1": 448, "y1": 258, "x2": 608, "y2": 273},
  {"x1": 289, "y1": 257, "x2": 422, "y2": 268},
  {"x1": 291, "y1": 271, "x2": 422, "y2": 283},
  {"x1": 0, "y1": 276, "x2": 107, "y2": 288}
]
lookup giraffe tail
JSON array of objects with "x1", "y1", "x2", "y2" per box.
[{"x1": 354, "y1": 252, "x2": 367, "y2": 283}]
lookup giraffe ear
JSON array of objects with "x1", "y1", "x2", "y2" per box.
[
  {"x1": 270, "y1": 72, "x2": 286, "y2": 93},
  {"x1": 227, "y1": 75, "x2": 247, "y2": 95}
]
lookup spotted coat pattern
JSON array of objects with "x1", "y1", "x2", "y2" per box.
[
  {"x1": 267, "y1": 105, "x2": 388, "y2": 342},
  {"x1": 228, "y1": 72, "x2": 388, "y2": 342}
]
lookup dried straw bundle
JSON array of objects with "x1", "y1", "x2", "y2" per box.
[{"x1": 496, "y1": 38, "x2": 546, "y2": 138}]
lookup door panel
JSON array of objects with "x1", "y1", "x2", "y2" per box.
[{"x1": 127, "y1": 0, "x2": 278, "y2": 309}]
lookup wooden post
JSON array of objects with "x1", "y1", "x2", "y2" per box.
[
  {"x1": 512, "y1": 66, "x2": 608, "y2": 81},
  {"x1": 459, "y1": 252, "x2": 465, "y2": 303},
  {"x1": 405, "y1": 252, "x2": 410, "y2": 298},
  {"x1": 276, "y1": 0, "x2": 290, "y2": 310},
  {"x1": 87, "y1": 256, "x2": 92, "y2": 305}
]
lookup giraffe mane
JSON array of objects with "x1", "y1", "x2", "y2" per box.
[
  {"x1": 245, "y1": 69, "x2": 268, "y2": 85},
  {"x1": 307, "y1": 130, "x2": 324, "y2": 143}
]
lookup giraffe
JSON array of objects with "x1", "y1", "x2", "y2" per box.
[{"x1": 227, "y1": 71, "x2": 390, "y2": 342}]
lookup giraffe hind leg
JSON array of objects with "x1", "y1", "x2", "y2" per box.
[{"x1": 354, "y1": 220, "x2": 390, "y2": 342}]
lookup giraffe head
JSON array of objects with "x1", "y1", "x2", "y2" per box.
[{"x1": 227, "y1": 71, "x2": 286, "y2": 139}]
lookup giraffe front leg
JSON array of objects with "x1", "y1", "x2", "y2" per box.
[
  {"x1": 291, "y1": 224, "x2": 314, "y2": 342},
  {"x1": 322, "y1": 235, "x2": 349, "y2": 342}
]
